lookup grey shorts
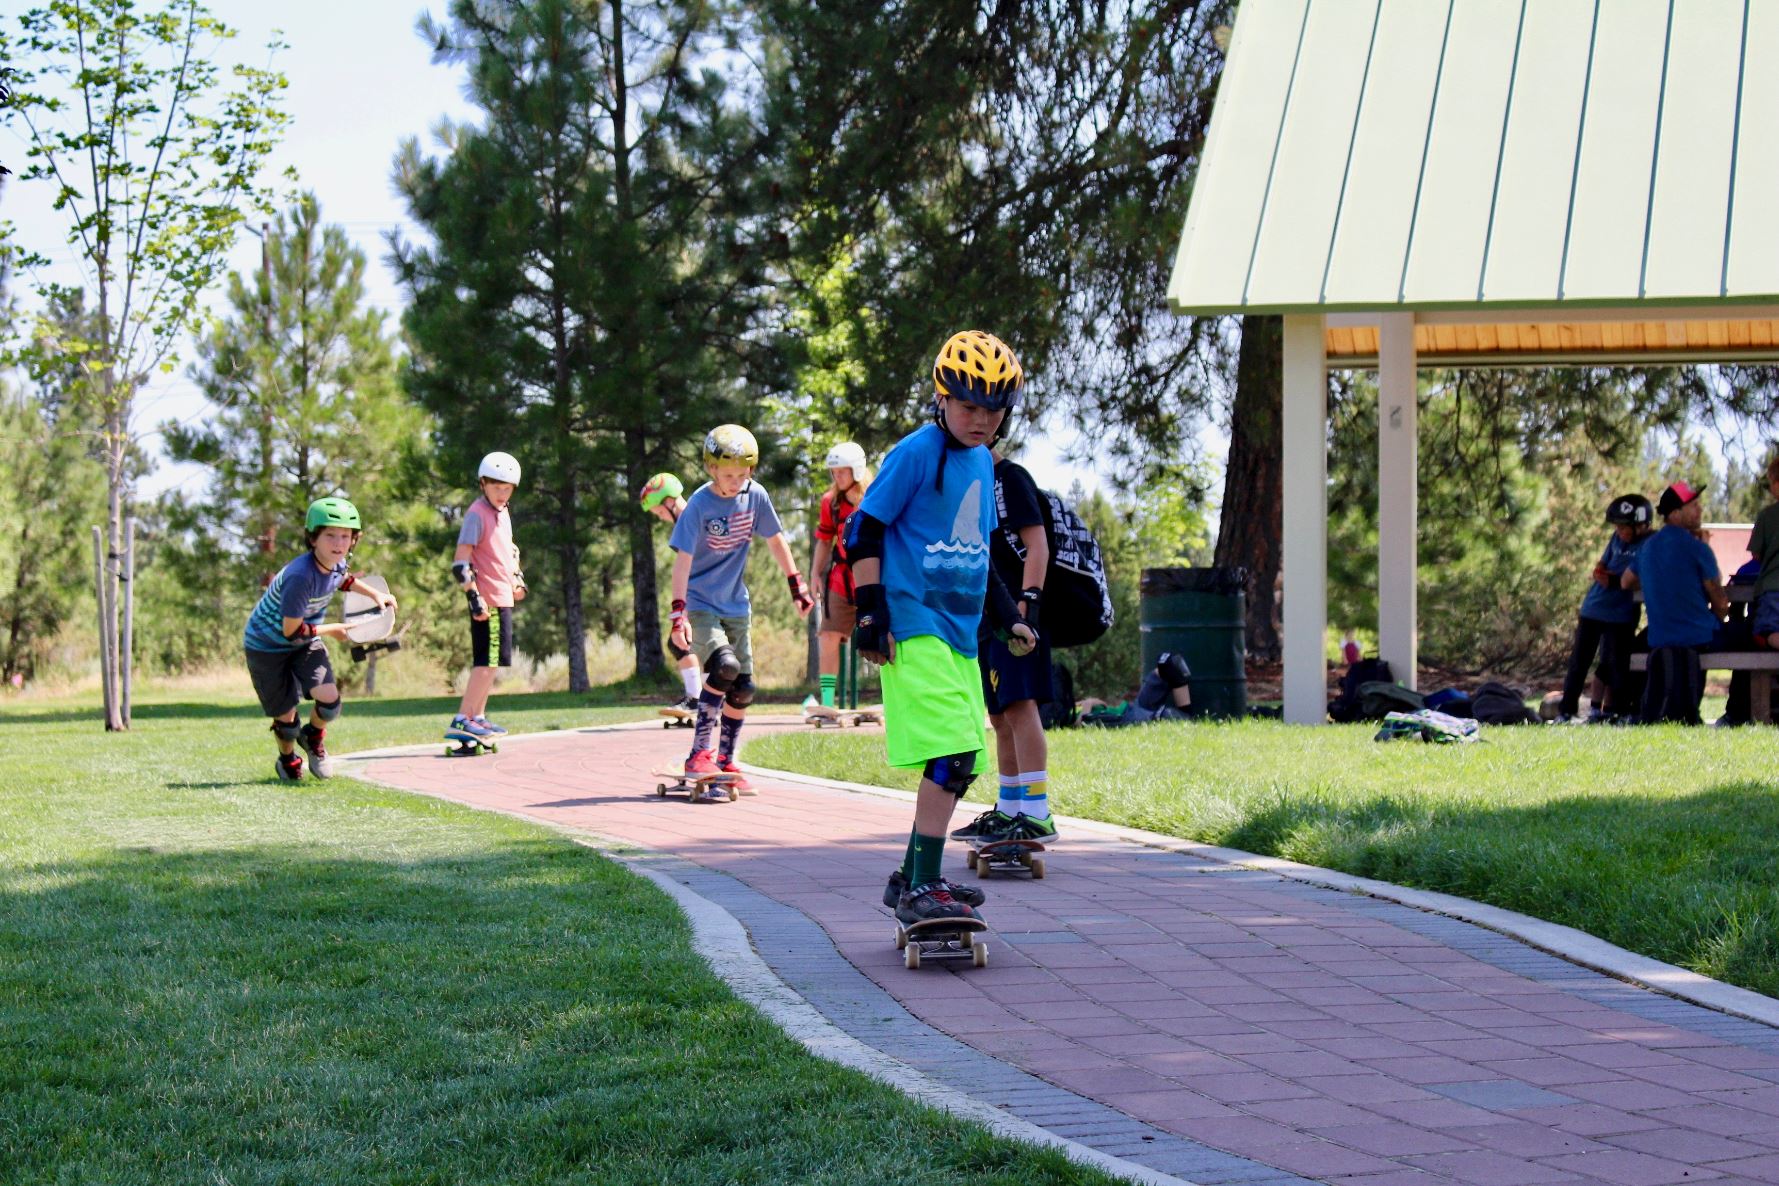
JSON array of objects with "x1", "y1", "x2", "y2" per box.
[
  {"x1": 245, "y1": 639, "x2": 336, "y2": 719},
  {"x1": 687, "y1": 611, "x2": 753, "y2": 675}
]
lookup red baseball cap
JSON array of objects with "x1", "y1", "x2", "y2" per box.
[{"x1": 1656, "y1": 481, "x2": 1703, "y2": 517}]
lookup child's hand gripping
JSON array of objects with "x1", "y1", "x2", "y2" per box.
[
  {"x1": 669, "y1": 599, "x2": 692, "y2": 655},
  {"x1": 787, "y1": 572, "x2": 815, "y2": 618}
]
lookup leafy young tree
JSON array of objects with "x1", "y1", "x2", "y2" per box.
[
  {"x1": 395, "y1": 0, "x2": 774, "y2": 691},
  {"x1": 164, "y1": 193, "x2": 416, "y2": 594},
  {"x1": 0, "y1": 0, "x2": 290, "y2": 727}
]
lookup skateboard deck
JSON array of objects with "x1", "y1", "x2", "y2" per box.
[
  {"x1": 894, "y1": 915, "x2": 988, "y2": 970},
  {"x1": 967, "y1": 837, "x2": 1047, "y2": 880},
  {"x1": 651, "y1": 767, "x2": 740, "y2": 802},
  {"x1": 658, "y1": 706, "x2": 694, "y2": 729},
  {"x1": 805, "y1": 704, "x2": 883, "y2": 729},
  {"x1": 343, "y1": 574, "x2": 402, "y2": 662},
  {"x1": 444, "y1": 728, "x2": 498, "y2": 757}
]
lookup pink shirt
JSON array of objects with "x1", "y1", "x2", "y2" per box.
[{"x1": 456, "y1": 496, "x2": 519, "y2": 608}]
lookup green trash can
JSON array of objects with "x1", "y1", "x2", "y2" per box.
[{"x1": 1140, "y1": 567, "x2": 1247, "y2": 718}]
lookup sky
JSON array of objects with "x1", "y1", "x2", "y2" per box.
[{"x1": 0, "y1": 0, "x2": 1158, "y2": 504}]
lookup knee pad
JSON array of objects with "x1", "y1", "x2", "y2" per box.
[
  {"x1": 1157, "y1": 652, "x2": 1192, "y2": 689},
  {"x1": 270, "y1": 719, "x2": 301, "y2": 743},
  {"x1": 703, "y1": 645, "x2": 740, "y2": 692},
  {"x1": 314, "y1": 697, "x2": 342, "y2": 722},
  {"x1": 922, "y1": 752, "x2": 979, "y2": 797},
  {"x1": 724, "y1": 673, "x2": 756, "y2": 709}
]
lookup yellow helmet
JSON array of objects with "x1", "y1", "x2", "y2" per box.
[
  {"x1": 933, "y1": 330, "x2": 1023, "y2": 410},
  {"x1": 702, "y1": 424, "x2": 759, "y2": 469}
]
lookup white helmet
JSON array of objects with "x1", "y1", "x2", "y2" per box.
[
  {"x1": 824, "y1": 441, "x2": 870, "y2": 483},
  {"x1": 478, "y1": 451, "x2": 522, "y2": 485}
]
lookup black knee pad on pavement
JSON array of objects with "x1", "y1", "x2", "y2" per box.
[
  {"x1": 922, "y1": 752, "x2": 979, "y2": 797},
  {"x1": 270, "y1": 719, "x2": 301, "y2": 743},
  {"x1": 314, "y1": 697, "x2": 342, "y2": 722},
  {"x1": 703, "y1": 645, "x2": 740, "y2": 692},
  {"x1": 725, "y1": 674, "x2": 756, "y2": 709}
]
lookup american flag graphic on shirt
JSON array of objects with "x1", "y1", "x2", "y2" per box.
[{"x1": 705, "y1": 511, "x2": 754, "y2": 551}]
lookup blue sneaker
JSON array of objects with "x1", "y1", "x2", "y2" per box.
[
  {"x1": 448, "y1": 715, "x2": 494, "y2": 739},
  {"x1": 473, "y1": 715, "x2": 508, "y2": 736}
]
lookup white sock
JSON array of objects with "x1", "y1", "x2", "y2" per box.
[
  {"x1": 996, "y1": 774, "x2": 1023, "y2": 817},
  {"x1": 680, "y1": 665, "x2": 702, "y2": 700},
  {"x1": 1018, "y1": 770, "x2": 1050, "y2": 820}
]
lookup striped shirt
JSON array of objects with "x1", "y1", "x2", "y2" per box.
[{"x1": 244, "y1": 552, "x2": 354, "y2": 653}]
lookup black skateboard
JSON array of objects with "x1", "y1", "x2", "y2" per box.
[
  {"x1": 967, "y1": 837, "x2": 1046, "y2": 880},
  {"x1": 652, "y1": 767, "x2": 739, "y2": 802},
  {"x1": 894, "y1": 915, "x2": 988, "y2": 970},
  {"x1": 444, "y1": 728, "x2": 498, "y2": 757}
]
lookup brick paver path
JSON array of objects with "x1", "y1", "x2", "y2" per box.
[{"x1": 345, "y1": 719, "x2": 1779, "y2": 1186}]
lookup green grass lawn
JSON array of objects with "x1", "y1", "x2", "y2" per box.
[
  {"x1": 747, "y1": 719, "x2": 1779, "y2": 999},
  {"x1": 0, "y1": 683, "x2": 1127, "y2": 1186}
]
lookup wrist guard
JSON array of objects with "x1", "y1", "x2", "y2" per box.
[
  {"x1": 788, "y1": 572, "x2": 814, "y2": 613},
  {"x1": 1019, "y1": 586, "x2": 1042, "y2": 634},
  {"x1": 669, "y1": 598, "x2": 687, "y2": 625},
  {"x1": 466, "y1": 588, "x2": 486, "y2": 617},
  {"x1": 452, "y1": 561, "x2": 476, "y2": 590},
  {"x1": 852, "y1": 583, "x2": 891, "y2": 656}
]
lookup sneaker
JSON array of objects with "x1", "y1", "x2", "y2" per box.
[
  {"x1": 275, "y1": 752, "x2": 304, "y2": 782},
  {"x1": 950, "y1": 808, "x2": 1015, "y2": 842},
  {"x1": 714, "y1": 753, "x2": 754, "y2": 795},
  {"x1": 1000, "y1": 813, "x2": 1059, "y2": 843},
  {"x1": 895, "y1": 879, "x2": 978, "y2": 926},
  {"x1": 473, "y1": 715, "x2": 508, "y2": 736},
  {"x1": 685, "y1": 749, "x2": 721, "y2": 777},
  {"x1": 1583, "y1": 708, "x2": 1607, "y2": 724},
  {"x1": 662, "y1": 696, "x2": 697, "y2": 719},
  {"x1": 297, "y1": 724, "x2": 333, "y2": 779},
  {"x1": 449, "y1": 715, "x2": 494, "y2": 739},
  {"x1": 884, "y1": 867, "x2": 983, "y2": 909}
]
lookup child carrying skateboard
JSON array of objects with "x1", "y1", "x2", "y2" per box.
[
  {"x1": 806, "y1": 441, "x2": 871, "y2": 717},
  {"x1": 845, "y1": 330, "x2": 1038, "y2": 926},
  {"x1": 667, "y1": 424, "x2": 815, "y2": 795},
  {"x1": 242, "y1": 497, "x2": 396, "y2": 781},
  {"x1": 447, "y1": 452, "x2": 528, "y2": 747},
  {"x1": 639, "y1": 472, "x2": 708, "y2": 717},
  {"x1": 952, "y1": 448, "x2": 1059, "y2": 848}
]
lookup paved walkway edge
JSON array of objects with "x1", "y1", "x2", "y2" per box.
[
  {"x1": 748, "y1": 763, "x2": 1779, "y2": 1031},
  {"x1": 338, "y1": 735, "x2": 1195, "y2": 1186}
]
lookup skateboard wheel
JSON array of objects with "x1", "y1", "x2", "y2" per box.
[
  {"x1": 972, "y1": 943, "x2": 988, "y2": 968},
  {"x1": 726, "y1": 785, "x2": 739, "y2": 802},
  {"x1": 965, "y1": 850, "x2": 978, "y2": 870},
  {"x1": 1031, "y1": 857, "x2": 1046, "y2": 879},
  {"x1": 978, "y1": 863, "x2": 993, "y2": 880},
  {"x1": 894, "y1": 925, "x2": 908, "y2": 950},
  {"x1": 905, "y1": 944, "x2": 921, "y2": 970},
  {"x1": 960, "y1": 929, "x2": 974, "y2": 948},
  {"x1": 656, "y1": 783, "x2": 667, "y2": 797}
]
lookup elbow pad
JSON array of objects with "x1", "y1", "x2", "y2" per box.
[
  {"x1": 845, "y1": 511, "x2": 886, "y2": 564},
  {"x1": 452, "y1": 561, "x2": 476, "y2": 590},
  {"x1": 286, "y1": 621, "x2": 318, "y2": 641}
]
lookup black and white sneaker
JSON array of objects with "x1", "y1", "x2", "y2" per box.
[
  {"x1": 894, "y1": 879, "x2": 979, "y2": 926},
  {"x1": 275, "y1": 752, "x2": 304, "y2": 782},
  {"x1": 883, "y1": 868, "x2": 984, "y2": 909},
  {"x1": 298, "y1": 724, "x2": 333, "y2": 778}
]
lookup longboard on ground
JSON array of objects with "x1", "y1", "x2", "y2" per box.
[
  {"x1": 444, "y1": 727, "x2": 498, "y2": 758},
  {"x1": 650, "y1": 767, "x2": 739, "y2": 802},
  {"x1": 967, "y1": 837, "x2": 1046, "y2": 880},
  {"x1": 804, "y1": 703, "x2": 883, "y2": 729},
  {"x1": 658, "y1": 705, "x2": 694, "y2": 729},
  {"x1": 342, "y1": 574, "x2": 402, "y2": 663},
  {"x1": 894, "y1": 915, "x2": 988, "y2": 970}
]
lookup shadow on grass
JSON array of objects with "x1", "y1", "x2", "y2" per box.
[
  {"x1": 1214, "y1": 780, "x2": 1779, "y2": 998},
  {"x1": 0, "y1": 841, "x2": 1109, "y2": 1186}
]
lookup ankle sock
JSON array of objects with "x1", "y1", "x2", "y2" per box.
[
  {"x1": 680, "y1": 666, "x2": 702, "y2": 700},
  {"x1": 996, "y1": 774, "x2": 1023, "y2": 817},
  {"x1": 819, "y1": 673, "x2": 837, "y2": 707},
  {"x1": 691, "y1": 688, "x2": 724, "y2": 753},
  {"x1": 1018, "y1": 770, "x2": 1050, "y2": 820}
]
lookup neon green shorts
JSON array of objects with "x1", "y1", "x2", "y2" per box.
[{"x1": 880, "y1": 634, "x2": 989, "y2": 773}]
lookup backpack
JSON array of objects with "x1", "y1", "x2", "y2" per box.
[
  {"x1": 1470, "y1": 680, "x2": 1538, "y2": 725},
  {"x1": 1328, "y1": 657, "x2": 1393, "y2": 722},
  {"x1": 1034, "y1": 490, "x2": 1113, "y2": 648},
  {"x1": 1038, "y1": 661, "x2": 1078, "y2": 728},
  {"x1": 1359, "y1": 681, "x2": 1426, "y2": 719}
]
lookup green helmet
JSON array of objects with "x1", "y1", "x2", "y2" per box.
[
  {"x1": 305, "y1": 497, "x2": 362, "y2": 532},
  {"x1": 639, "y1": 472, "x2": 685, "y2": 511}
]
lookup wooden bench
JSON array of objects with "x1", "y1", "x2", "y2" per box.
[{"x1": 1629, "y1": 650, "x2": 1779, "y2": 721}]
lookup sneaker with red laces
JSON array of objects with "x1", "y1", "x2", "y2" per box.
[
  {"x1": 685, "y1": 749, "x2": 721, "y2": 777},
  {"x1": 275, "y1": 752, "x2": 304, "y2": 782},
  {"x1": 895, "y1": 879, "x2": 978, "y2": 926},
  {"x1": 714, "y1": 753, "x2": 754, "y2": 795}
]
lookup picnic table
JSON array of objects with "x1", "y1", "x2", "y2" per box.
[{"x1": 1628, "y1": 585, "x2": 1779, "y2": 722}]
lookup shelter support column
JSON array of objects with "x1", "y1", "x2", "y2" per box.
[
  {"x1": 1281, "y1": 314, "x2": 1327, "y2": 724},
  {"x1": 1377, "y1": 313, "x2": 1418, "y2": 688}
]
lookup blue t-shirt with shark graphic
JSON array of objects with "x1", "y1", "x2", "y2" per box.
[{"x1": 853, "y1": 423, "x2": 997, "y2": 658}]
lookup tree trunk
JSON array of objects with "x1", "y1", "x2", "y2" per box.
[
  {"x1": 93, "y1": 527, "x2": 117, "y2": 729},
  {"x1": 629, "y1": 436, "x2": 665, "y2": 679},
  {"x1": 1214, "y1": 314, "x2": 1285, "y2": 663},
  {"x1": 120, "y1": 517, "x2": 135, "y2": 728},
  {"x1": 555, "y1": 481, "x2": 589, "y2": 693}
]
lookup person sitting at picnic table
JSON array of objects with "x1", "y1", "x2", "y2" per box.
[{"x1": 1623, "y1": 481, "x2": 1752, "y2": 725}]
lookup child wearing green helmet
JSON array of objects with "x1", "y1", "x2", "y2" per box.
[
  {"x1": 638, "y1": 473, "x2": 706, "y2": 717},
  {"x1": 242, "y1": 496, "x2": 396, "y2": 782}
]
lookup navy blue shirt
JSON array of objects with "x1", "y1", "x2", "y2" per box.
[
  {"x1": 1579, "y1": 532, "x2": 1645, "y2": 624},
  {"x1": 1630, "y1": 525, "x2": 1721, "y2": 649}
]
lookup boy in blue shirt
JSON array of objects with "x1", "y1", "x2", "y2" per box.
[
  {"x1": 1555, "y1": 494, "x2": 1652, "y2": 722},
  {"x1": 667, "y1": 425, "x2": 814, "y2": 795},
  {"x1": 1745, "y1": 456, "x2": 1779, "y2": 650},
  {"x1": 243, "y1": 498, "x2": 396, "y2": 781},
  {"x1": 846, "y1": 330, "x2": 1038, "y2": 927}
]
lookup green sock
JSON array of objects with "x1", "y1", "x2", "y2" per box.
[
  {"x1": 911, "y1": 832, "x2": 946, "y2": 886},
  {"x1": 901, "y1": 828, "x2": 920, "y2": 883},
  {"x1": 819, "y1": 674, "x2": 837, "y2": 708}
]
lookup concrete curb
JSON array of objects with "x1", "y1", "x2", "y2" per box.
[
  {"x1": 748, "y1": 764, "x2": 1779, "y2": 1031},
  {"x1": 335, "y1": 742, "x2": 1195, "y2": 1186}
]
